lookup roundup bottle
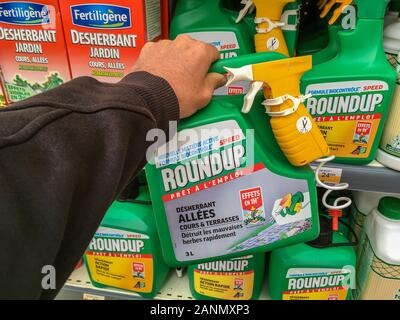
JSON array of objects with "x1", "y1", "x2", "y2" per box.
[
  {"x1": 84, "y1": 182, "x2": 170, "y2": 298},
  {"x1": 170, "y1": 0, "x2": 256, "y2": 96},
  {"x1": 301, "y1": 0, "x2": 397, "y2": 164},
  {"x1": 170, "y1": 0, "x2": 255, "y2": 59},
  {"x1": 269, "y1": 215, "x2": 357, "y2": 300},
  {"x1": 376, "y1": 22, "x2": 400, "y2": 170},
  {"x1": 355, "y1": 197, "x2": 400, "y2": 300},
  {"x1": 188, "y1": 254, "x2": 265, "y2": 300},
  {"x1": 145, "y1": 53, "x2": 321, "y2": 267}
]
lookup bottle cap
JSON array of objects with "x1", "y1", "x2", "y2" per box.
[{"x1": 378, "y1": 197, "x2": 400, "y2": 220}]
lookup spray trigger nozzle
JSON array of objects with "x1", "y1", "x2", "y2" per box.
[
  {"x1": 236, "y1": 0, "x2": 255, "y2": 23},
  {"x1": 224, "y1": 65, "x2": 254, "y2": 86},
  {"x1": 242, "y1": 81, "x2": 264, "y2": 113}
]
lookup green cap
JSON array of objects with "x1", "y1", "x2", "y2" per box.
[{"x1": 378, "y1": 197, "x2": 400, "y2": 220}]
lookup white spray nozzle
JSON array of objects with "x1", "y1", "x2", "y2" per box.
[
  {"x1": 236, "y1": 0, "x2": 255, "y2": 23},
  {"x1": 242, "y1": 81, "x2": 264, "y2": 113},
  {"x1": 224, "y1": 65, "x2": 254, "y2": 86}
]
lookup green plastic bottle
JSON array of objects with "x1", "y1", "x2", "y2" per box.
[
  {"x1": 170, "y1": 0, "x2": 255, "y2": 59},
  {"x1": 269, "y1": 215, "x2": 356, "y2": 300},
  {"x1": 188, "y1": 254, "x2": 265, "y2": 300},
  {"x1": 312, "y1": 4, "x2": 357, "y2": 65},
  {"x1": 84, "y1": 184, "x2": 170, "y2": 299},
  {"x1": 145, "y1": 53, "x2": 320, "y2": 267},
  {"x1": 301, "y1": 0, "x2": 397, "y2": 164}
]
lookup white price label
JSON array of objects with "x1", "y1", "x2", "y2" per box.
[
  {"x1": 311, "y1": 166, "x2": 343, "y2": 185},
  {"x1": 83, "y1": 293, "x2": 105, "y2": 300}
]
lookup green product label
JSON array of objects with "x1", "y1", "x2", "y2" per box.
[
  {"x1": 283, "y1": 268, "x2": 354, "y2": 300},
  {"x1": 86, "y1": 227, "x2": 155, "y2": 293},
  {"x1": 154, "y1": 120, "x2": 313, "y2": 262},
  {"x1": 304, "y1": 80, "x2": 390, "y2": 158},
  {"x1": 194, "y1": 256, "x2": 255, "y2": 300}
]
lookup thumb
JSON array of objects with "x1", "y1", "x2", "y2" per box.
[{"x1": 204, "y1": 72, "x2": 227, "y2": 92}]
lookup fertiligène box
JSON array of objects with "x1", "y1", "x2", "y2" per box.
[
  {"x1": 0, "y1": 1, "x2": 72, "y2": 103},
  {"x1": 59, "y1": 0, "x2": 162, "y2": 83}
]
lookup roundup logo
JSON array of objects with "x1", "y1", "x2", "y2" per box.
[
  {"x1": 71, "y1": 4, "x2": 131, "y2": 29},
  {"x1": 0, "y1": 2, "x2": 50, "y2": 25}
]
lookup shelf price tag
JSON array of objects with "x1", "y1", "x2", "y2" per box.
[
  {"x1": 310, "y1": 165, "x2": 343, "y2": 185},
  {"x1": 83, "y1": 293, "x2": 105, "y2": 300}
]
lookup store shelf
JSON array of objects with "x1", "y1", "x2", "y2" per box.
[
  {"x1": 311, "y1": 160, "x2": 400, "y2": 194},
  {"x1": 57, "y1": 266, "x2": 271, "y2": 300}
]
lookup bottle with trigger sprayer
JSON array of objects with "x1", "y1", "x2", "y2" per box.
[{"x1": 226, "y1": 54, "x2": 353, "y2": 231}]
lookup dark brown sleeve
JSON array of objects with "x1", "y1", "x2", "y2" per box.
[{"x1": 0, "y1": 72, "x2": 179, "y2": 299}]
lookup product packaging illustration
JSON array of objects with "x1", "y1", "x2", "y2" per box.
[
  {"x1": 0, "y1": 0, "x2": 72, "y2": 103},
  {"x1": 59, "y1": 0, "x2": 162, "y2": 83}
]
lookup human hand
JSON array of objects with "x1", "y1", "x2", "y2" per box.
[{"x1": 132, "y1": 35, "x2": 226, "y2": 118}]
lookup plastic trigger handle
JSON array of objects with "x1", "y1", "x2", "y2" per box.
[
  {"x1": 320, "y1": 0, "x2": 336, "y2": 18},
  {"x1": 236, "y1": 0, "x2": 254, "y2": 23},
  {"x1": 317, "y1": 0, "x2": 329, "y2": 10},
  {"x1": 328, "y1": 0, "x2": 352, "y2": 25},
  {"x1": 242, "y1": 81, "x2": 264, "y2": 113},
  {"x1": 224, "y1": 65, "x2": 253, "y2": 86}
]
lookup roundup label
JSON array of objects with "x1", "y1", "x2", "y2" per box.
[
  {"x1": 0, "y1": 0, "x2": 71, "y2": 103},
  {"x1": 154, "y1": 120, "x2": 313, "y2": 262},
  {"x1": 59, "y1": 0, "x2": 162, "y2": 83},
  {"x1": 305, "y1": 80, "x2": 390, "y2": 159},
  {"x1": 193, "y1": 256, "x2": 254, "y2": 300},
  {"x1": 85, "y1": 227, "x2": 154, "y2": 293},
  {"x1": 283, "y1": 268, "x2": 353, "y2": 300}
]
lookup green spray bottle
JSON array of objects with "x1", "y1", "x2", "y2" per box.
[
  {"x1": 269, "y1": 215, "x2": 357, "y2": 300},
  {"x1": 170, "y1": 0, "x2": 255, "y2": 59},
  {"x1": 188, "y1": 254, "x2": 265, "y2": 300},
  {"x1": 170, "y1": 0, "x2": 256, "y2": 96},
  {"x1": 301, "y1": 0, "x2": 397, "y2": 164},
  {"x1": 84, "y1": 182, "x2": 170, "y2": 298},
  {"x1": 312, "y1": 1, "x2": 357, "y2": 65},
  {"x1": 145, "y1": 53, "x2": 320, "y2": 267}
]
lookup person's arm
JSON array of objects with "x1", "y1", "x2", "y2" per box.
[{"x1": 0, "y1": 36, "x2": 225, "y2": 299}]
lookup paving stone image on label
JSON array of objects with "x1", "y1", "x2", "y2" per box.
[{"x1": 155, "y1": 120, "x2": 312, "y2": 262}]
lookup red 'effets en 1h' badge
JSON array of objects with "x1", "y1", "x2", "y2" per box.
[{"x1": 239, "y1": 187, "x2": 266, "y2": 226}]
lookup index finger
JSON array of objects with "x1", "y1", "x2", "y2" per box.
[{"x1": 205, "y1": 43, "x2": 221, "y2": 64}]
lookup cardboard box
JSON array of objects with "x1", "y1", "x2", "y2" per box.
[
  {"x1": 0, "y1": 1, "x2": 72, "y2": 103},
  {"x1": 59, "y1": 0, "x2": 162, "y2": 83}
]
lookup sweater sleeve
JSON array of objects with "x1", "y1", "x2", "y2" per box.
[{"x1": 0, "y1": 72, "x2": 179, "y2": 299}]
